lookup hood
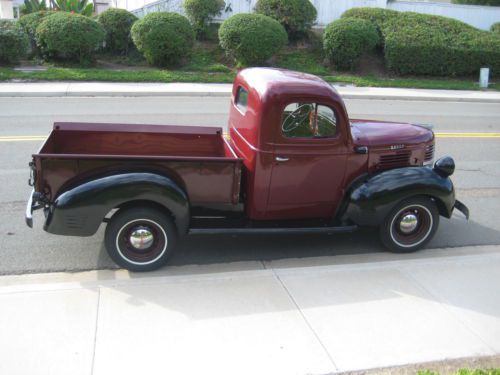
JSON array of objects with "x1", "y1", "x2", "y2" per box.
[{"x1": 350, "y1": 119, "x2": 433, "y2": 147}]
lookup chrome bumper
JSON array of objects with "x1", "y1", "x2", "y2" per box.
[
  {"x1": 25, "y1": 189, "x2": 46, "y2": 228},
  {"x1": 26, "y1": 189, "x2": 34, "y2": 228}
]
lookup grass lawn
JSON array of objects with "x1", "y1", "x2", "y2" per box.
[{"x1": 0, "y1": 43, "x2": 497, "y2": 91}]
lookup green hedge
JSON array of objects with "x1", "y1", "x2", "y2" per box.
[
  {"x1": 219, "y1": 13, "x2": 287, "y2": 65},
  {"x1": 323, "y1": 17, "x2": 379, "y2": 70},
  {"x1": 35, "y1": 12, "x2": 105, "y2": 63},
  {"x1": 131, "y1": 12, "x2": 195, "y2": 67},
  {"x1": 452, "y1": 0, "x2": 500, "y2": 5},
  {"x1": 18, "y1": 10, "x2": 55, "y2": 54},
  {"x1": 98, "y1": 8, "x2": 138, "y2": 54},
  {"x1": 255, "y1": 0, "x2": 317, "y2": 40},
  {"x1": 341, "y1": 8, "x2": 399, "y2": 46},
  {"x1": 183, "y1": 0, "x2": 225, "y2": 39},
  {"x1": 0, "y1": 20, "x2": 29, "y2": 63},
  {"x1": 491, "y1": 22, "x2": 500, "y2": 33},
  {"x1": 342, "y1": 8, "x2": 500, "y2": 76}
]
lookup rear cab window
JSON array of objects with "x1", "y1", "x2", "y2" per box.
[
  {"x1": 235, "y1": 86, "x2": 248, "y2": 113},
  {"x1": 281, "y1": 102, "x2": 337, "y2": 139}
]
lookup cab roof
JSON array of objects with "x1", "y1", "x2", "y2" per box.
[{"x1": 236, "y1": 68, "x2": 338, "y2": 100}]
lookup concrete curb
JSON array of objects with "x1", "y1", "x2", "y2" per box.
[{"x1": 1, "y1": 82, "x2": 500, "y2": 103}]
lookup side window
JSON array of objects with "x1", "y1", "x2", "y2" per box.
[
  {"x1": 281, "y1": 103, "x2": 337, "y2": 138},
  {"x1": 235, "y1": 87, "x2": 248, "y2": 112}
]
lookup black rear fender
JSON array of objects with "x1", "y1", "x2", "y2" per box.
[
  {"x1": 343, "y1": 167, "x2": 455, "y2": 226},
  {"x1": 44, "y1": 173, "x2": 189, "y2": 236}
]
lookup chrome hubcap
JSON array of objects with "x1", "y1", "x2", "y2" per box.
[
  {"x1": 129, "y1": 227, "x2": 154, "y2": 250},
  {"x1": 399, "y1": 213, "x2": 418, "y2": 234}
]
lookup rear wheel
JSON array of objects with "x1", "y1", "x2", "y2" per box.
[
  {"x1": 104, "y1": 207, "x2": 177, "y2": 272},
  {"x1": 380, "y1": 196, "x2": 439, "y2": 253}
]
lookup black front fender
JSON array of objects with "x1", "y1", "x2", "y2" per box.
[
  {"x1": 343, "y1": 167, "x2": 455, "y2": 226},
  {"x1": 44, "y1": 173, "x2": 189, "y2": 236}
]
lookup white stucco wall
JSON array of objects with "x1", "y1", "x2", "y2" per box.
[
  {"x1": 0, "y1": 0, "x2": 14, "y2": 19},
  {"x1": 125, "y1": 0, "x2": 500, "y2": 31}
]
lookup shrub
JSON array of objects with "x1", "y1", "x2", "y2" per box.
[
  {"x1": 385, "y1": 23, "x2": 500, "y2": 76},
  {"x1": 131, "y1": 12, "x2": 195, "y2": 67},
  {"x1": 491, "y1": 22, "x2": 500, "y2": 33},
  {"x1": 98, "y1": 8, "x2": 137, "y2": 54},
  {"x1": 323, "y1": 17, "x2": 379, "y2": 70},
  {"x1": 35, "y1": 12, "x2": 105, "y2": 63},
  {"x1": 452, "y1": 0, "x2": 500, "y2": 5},
  {"x1": 341, "y1": 7, "x2": 399, "y2": 46},
  {"x1": 183, "y1": 0, "x2": 225, "y2": 39},
  {"x1": 0, "y1": 20, "x2": 29, "y2": 63},
  {"x1": 18, "y1": 10, "x2": 55, "y2": 53},
  {"x1": 219, "y1": 13, "x2": 287, "y2": 65},
  {"x1": 343, "y1": 8, "x2": 500, "y2": 76},
  {"x1": 255, "y1": 0, "x2": 317, "y2": 40}
]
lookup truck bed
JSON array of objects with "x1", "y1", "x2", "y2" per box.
[{"x1": 32, "y1": 122, "x2": 242, "y2": 205}]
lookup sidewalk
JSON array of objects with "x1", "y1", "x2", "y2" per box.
[
  {"x1": 1, "y1": 81, "x2": 500, "y2": 102},
  {"x1": 1, "y1": 245, "x2": 499, "y2": 375}
]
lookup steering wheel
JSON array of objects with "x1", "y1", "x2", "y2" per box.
[{"x1": 282, "y1": 105, "x2": 312, "y2": 133}]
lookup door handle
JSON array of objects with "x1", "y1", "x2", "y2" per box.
[{"x1": 275, "y1": 156, "x2": 289, "y2": 162}]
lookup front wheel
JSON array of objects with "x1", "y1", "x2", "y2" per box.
[
  {"x1": 104, "y1": 207, "x2": 177, "y2": 272},
  {"x1": 380, "y1": 197, "x2": 439, "y2": 253}
]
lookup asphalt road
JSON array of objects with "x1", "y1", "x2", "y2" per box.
[{"x1": 1, "y1": 96, "x2": 499, "y2": 275}]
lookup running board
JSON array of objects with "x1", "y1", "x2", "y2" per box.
[{"x1": 188, "y1": 225, "x2": 358, "y2": 235}]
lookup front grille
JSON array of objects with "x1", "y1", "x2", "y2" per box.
[
  {"x1": 424, "y1": 143, "x2": 434, "y2": 161},
  {"x1": 378, "y1": 151, "x2": 411, "y2": 170}
]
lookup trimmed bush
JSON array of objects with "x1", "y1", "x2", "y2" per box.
[
  {"x1": 343, "y1": 8, "x2": 500, "y2": 76},
  {"x1": 18, "y1": 10, "x2": 55, "y2": 54},
  {"x1": 98, "y1": 8, "x2": 137, "y2": 54},
  {"x1": 491, "y1": 22, "x2": 500, "y2": 33},
  {"x1": 35, "y1": 12, "x2": 105, "y2": 63},
  {"x1": 323, "y1": 17, "x2": 379, "y2": 70},
  {"x1": 452, "y1": 0, "x2": 500, "y2": 5},
  {"x1": 131, "y1": 12, "x2": 195, "y2": 67},
  {"x1": 255, "y1": 0, "x2": 317, "y2": 40},
  {"x1": 218, "y1": 13, "x2": 287, "y2": 65},
  {"x1": 0, "y1": 20, "x2": 29, "y2": 63},
  {"x1": 183, "y1": 0, "x2": 225, "y2": 39},
  {"x1": 341, "y1": 7, "x2": 399, "y2": 46}
]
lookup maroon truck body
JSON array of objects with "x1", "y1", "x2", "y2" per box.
[
  {"x1": 32, "y1": 122, "x2": 242, "y2": 206},
  {"x1": 27, "y1": 68, "x2": 468, "y2": 271}
]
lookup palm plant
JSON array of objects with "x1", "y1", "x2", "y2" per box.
[
  {"x1": 52, "y1": 0, "x2": 93, "y2": 16},
  {"x1": 22, "y1": 0, "x2": 47, "y2": 15}
]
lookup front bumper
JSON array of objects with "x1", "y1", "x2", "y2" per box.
[{"x1": 454, "y1": 199, "x2": 469, "y2": 220}]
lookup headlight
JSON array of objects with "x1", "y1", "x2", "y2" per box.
[{"x1": 434, "y1": 156, "x2": 455, "y2": 177}]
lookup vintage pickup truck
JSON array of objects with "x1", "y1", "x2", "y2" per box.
[{"x1": 26, "y1": 68, "x2": 468, "y2": 271}]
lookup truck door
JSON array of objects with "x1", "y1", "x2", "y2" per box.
[{"x1": 267, "y1": 102, "x2": 348, "y2": 220}]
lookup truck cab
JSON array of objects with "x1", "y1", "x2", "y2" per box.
[
  {"x1": 229, "y1": 68, "x2": 434, "y2": 221},
  {"x1": 26, "y1": 68, "x2": 468, "y2": 272}
]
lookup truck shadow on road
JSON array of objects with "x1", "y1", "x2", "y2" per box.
[{"x1": 169, "y1": 228, "x2": 384, "y2": 266}]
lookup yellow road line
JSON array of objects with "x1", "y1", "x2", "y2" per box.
[
  {"x1": 435, "y1": 132, "x2": 500, "y2": 138},
  {"x1": 1, "y1": 132, "x2": 500, "y2": 142},
  {"x1": 0, "y1": 136, "x2": 47, "y2": 142}
]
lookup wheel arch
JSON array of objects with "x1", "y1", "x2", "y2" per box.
[
  {"x1": 44, "y1": 172, "x2": 190, "y2": 237},
  {"x1": 342, "y1": 167, "x2": 455, "y2": 226}
]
